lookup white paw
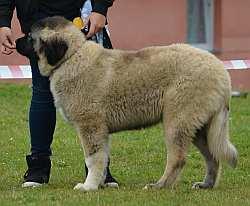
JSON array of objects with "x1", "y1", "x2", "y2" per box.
[
  {"x1": 143, "y1": 185, "x2": 150, "y2": 190},
  {"x1": 143, "y1": 184, "x2": 155, "y2": 190},
  {"x1": 73, "y1": 182, "x2": 98, "y2": 191},
  {"x1": 143, "y1": 183, "x2": 164, "y2": 190},
  {"x1": 192, "y1": 182, "x2": 213, "y2": 189}
]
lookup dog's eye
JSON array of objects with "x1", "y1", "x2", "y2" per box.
[
  {"x1": 27, "y1": 33, "x2": 39, "y2": 45},
  {"x1": 27, "y1": 33, "x2": 34, "y2": 43}
]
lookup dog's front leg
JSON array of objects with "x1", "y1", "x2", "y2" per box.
[{"x1": 74, "y1": 122, "x2": 109, "y2": 191}]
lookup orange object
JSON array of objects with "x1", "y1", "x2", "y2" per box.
[{"x1": 73, "y1": 17, "x2": 84, "y2": 29}]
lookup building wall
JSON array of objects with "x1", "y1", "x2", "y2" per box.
[
  {"x1": 108, "y1": 0, "x2": 250, "y2": 59},
  {"x1": 214, "y1": 0, "x2": 250, "y2": 59},
  {"x1": 108, "y1": 0, "x2": 187, "y2": 50}
]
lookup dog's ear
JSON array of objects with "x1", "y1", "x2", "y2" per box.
[{"x1": 43, "y1": 38, "x2": 68, "y2": 66}]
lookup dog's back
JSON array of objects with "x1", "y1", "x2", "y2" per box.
[{"x1": 97, "y1": 44, "x2": 230, "y2": 133}]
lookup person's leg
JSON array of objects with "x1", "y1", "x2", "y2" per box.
[
  {"x1": 22, "y1": 57, "x2": 56, "y2": 187},
  {"x1": 29, "y1": 59, "x2": 56, "y2": 156}
]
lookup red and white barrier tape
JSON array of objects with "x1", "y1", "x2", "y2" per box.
[
  {"x1": 0, "y1": 60, "x2": 250, "y2": 79},
  {"x1": 223, "y1": 60, "x2": 250, "y2": 70},
  {"x1": 0, "y1": 65, "x2": 31, "y2": 79}
]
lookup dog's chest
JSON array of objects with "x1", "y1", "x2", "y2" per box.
[{"x1": 50, "y1": 81, "x2": 71, "y2": 122}]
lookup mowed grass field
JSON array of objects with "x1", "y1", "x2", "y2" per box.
[{"x1": 0, "y1": 83, "x2": 250, "y2": 206}]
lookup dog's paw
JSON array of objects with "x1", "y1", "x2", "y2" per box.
[
  {"x1": 192, "y1": 182, "x2": 213, "y2": 189},
  {"x1": 73, "y1": 183, "x2": 98, "y2": 191},
  {"x1": 143, "y1": 182, "x2": 164, "y2": 190}
]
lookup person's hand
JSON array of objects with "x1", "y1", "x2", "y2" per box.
[
  {"x1": 86, "y1": 12, "x2": 106, "y2": 38},
  {"x1": 0, "y1": 27, "x2": 16, "y2": 55}
]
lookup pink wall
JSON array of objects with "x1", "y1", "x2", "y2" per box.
[
  {"x1": 108, "y1": 0, "x2": 187, "y2": 50},
  {"x1": 215, "y1": 0, "x2": 250, "y2": 59}
]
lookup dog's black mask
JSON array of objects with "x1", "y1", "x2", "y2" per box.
[{"x1": 16, "y1": 34, "x2": 38, "y2": 60}]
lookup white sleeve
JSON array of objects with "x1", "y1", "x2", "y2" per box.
[{"x1": 81, "y1": 0, "x2": 92, "y2": 21}]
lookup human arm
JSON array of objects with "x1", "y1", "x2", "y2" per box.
[
  {"x1": 92, "y1": 0, "x2": 114, "y2": 17},
  {"x1": 86, "y1": 0, "x2": 115, "y2": 38},
  {"x1": 0, "y1": 0, "x2": 16, "y2": 54},
  {"x1": 0, "y1": 27, "x2": 15, "y2": 54},
  {"x1": 0, "y1": 0, "x2": 15, "y2": 28}
]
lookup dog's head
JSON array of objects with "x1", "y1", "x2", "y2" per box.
[{"x1": 16, "y1": 16, "x2": 85, "y2": 76}]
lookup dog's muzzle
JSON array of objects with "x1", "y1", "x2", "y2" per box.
[{"x1": 16, "y1": 34, "x2": 38, "y2": 59}]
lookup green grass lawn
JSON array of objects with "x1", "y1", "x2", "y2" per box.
[{"x1": 0, "y1": 83, "x2": 250, "y2": 206}]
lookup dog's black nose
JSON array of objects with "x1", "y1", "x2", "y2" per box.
[{"x1": 16, "y1": 35, "x2": 37, "y2": 59}]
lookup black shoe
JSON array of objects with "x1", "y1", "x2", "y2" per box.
[
  {"x1": 85, "y1": 160, "x2": 119, "y2": 188},
  {"x1": 104, "y1": 166, "x2": 119, "y2": 188},
  {"x1": 22, "y1": 155, "x2": 51, "y2": 187}
]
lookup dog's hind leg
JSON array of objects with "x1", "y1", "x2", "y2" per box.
[
  {"x1": 144, "y1": 120, "x2": 192, "y2": 189},
  {"x1": 73, "y1": 121, "x2": 109, "y2": 191},
  {"x1": 192, "y1": 126, "x2": 220, "y2": 189}
]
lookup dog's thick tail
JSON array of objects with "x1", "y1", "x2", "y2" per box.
[{"x1": 207, "y1": 106, "x2": 238, "y2": 168}]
